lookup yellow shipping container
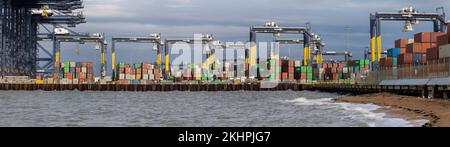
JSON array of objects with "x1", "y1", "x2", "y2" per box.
[
  {"x1": 36, "y1": 80, "x2": 45, "y2": 84},
  {"x1": 46, "y1": 78, "x2": 54, "y2": 84}
]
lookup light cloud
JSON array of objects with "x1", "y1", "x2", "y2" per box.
[{"x1": 74, "y1": 0, "x2": 450, "y2": 60}]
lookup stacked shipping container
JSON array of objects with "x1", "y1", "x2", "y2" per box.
[
  {"x1": 115, "y1": 62, "x2": 162, "y2": 84},
  {"x1": 59, "y1": 61, "x2": 94, "y2": 84}
]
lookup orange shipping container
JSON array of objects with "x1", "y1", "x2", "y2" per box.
[
  {"x1": 395, "y1": 38, "x2": 413, "y2": 48},
  {"x1": 421, "y1": 43, "x2": 436, "y2": 53},
  {"x1": 431, "y1": 32, "x2": 447, "y2": 43},
  {"x1": 398, "y1": 53, "x2": 413, "y2": 65},
  {"x1": 406, "y1": 43, "x2": 422, "y2": 53},
  {"x1": 414, "y1": 32, "x2": 431, "y2": 43},
  {"x1": 400, "y1": 48, "x2": 406, "y2": 54}
]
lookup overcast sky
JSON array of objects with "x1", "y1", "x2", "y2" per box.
[{"x1": 55, "y1": 0, "x2": 449, "y2": 74}]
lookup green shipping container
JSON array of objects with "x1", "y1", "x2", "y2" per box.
[
  {"x1": 295, "y1": 67, "x2": 302, "y2": 72},
  {"x1": 301, "y1": 66, "x2": 307, "y2": 73},
  {"x1": 354, "y1": 60, "x2": 360, "y2": 66},
  {"x1": 134, "y1": 64, "x2": 141, "y2": 69},
  {"x1": 393, "y1": 57, "x2": 398, "y2": 67},
  {"x1": 63, "y1": 61, "x2": 70, "y2": 68},
  {"x1": 365, "y1": 59, "x2": 370, "y2": 65},
  {"x1": 276, "y1": 67, "x2": 282, "y2": 73},
  {"x1": 349, "y1": 66, "x2": 354, "y2": 73},
  {"x1": 269, "y1": 59, "x2": 276, "y2": 66},
  {"x1": 267, "y1": 72, "x2": 274, "y2": 78},
  {"x1": 359, "y1": 59, "x2": 365, "y2": 67},
  {"x1": 118, "y1": 62, "x2": 125, "y2": 68},
  {"x1": 307, "y1": 66, "x2": 313, "y2": 73},
  {"x1": 338, "y1": 73, "x2": 343, "y2": 79},
  {"x1": 307, "y1": 73, "x2": 313, "y2": 80},
  {"x1": 64, "y1": 67, "x2": 69, "y2": 73}
]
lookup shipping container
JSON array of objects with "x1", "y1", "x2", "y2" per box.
[
  {"x1": 448, "y1": 24, "x2": 450, "y2": 43},
  {"x1": 437, "y1": 34, "x2": 449, "y2": 46},
  {"x1": 406, "y1": 43, "x2": 422, "y2": 53},
  {"x1": 413, "y1": 53, "x2": 426, "y2": 65},
  {"x1": 387, "y1": 48, "x2": 401, "y2": 57},
  {"x1": 414, "y1": 32, "x2": 432, "y2": 43},
  {"x1": 439, "y1": 44, "x2": 450, "y2": 59},
  {"x1": 426, "y1": 47, "x2": 439, "y2": 61},
  {"x1": 431, "y1": 32, "x2": 447, "y2": 43},
  {"x1": 398, "y1": 53, "x2": 413, "y2": 65},
  {"x1": 395, "y1": 38, "x2": 414, "y2": 48}
]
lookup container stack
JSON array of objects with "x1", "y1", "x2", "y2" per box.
[
  {"x1": 303, "y1": 66, "x2": 313, "y2": 83},
  {"x1": 438, "y1": 24, "x2": 450, "y2": 59},
  {"x1": 279, "y1": 59, "x2": 301, "y2": 81},
  {"x1": 281, "y1": 60, "x2": 295, "y2": 81},
  {"x1": 115, "y1": 62, "x2": 162, "y2": 84},
  {"x1": 380, "y1": 48, "x2": 400, "y2": 69},
  {"x1": 58, "y1": 61, "x2": 94, "y2": 84},
  {"x1": 396, "y1": 32, "x2": 448, "y2": 66}
]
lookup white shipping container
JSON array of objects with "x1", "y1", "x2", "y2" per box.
[
  {"x1": 125, "y1": 74, "x2": 131, "y2": 79},
  {"x1": 130, "y1": 74, "x2": 136, "y2": 80},
  {"x1": 70, "y1": 62, "x2": 76, "y2": 67},
  {"x1": 439, "y1": 44, "x2": 450, "y2": 59},
  {"x1": 72, "y1": 79, "x2": 79, "y2": 84},
  {"x1": 119, "y1": 74, "x2": 125, "y2": 80},
  {"x1": 142, "y1": 74, "x2": 149, "y2": 80},
  {"x1": 149, "y1": 74, "x2": 154, "y2": 80},
  {"x1": 82, "y1": 67, "x2": 87, "y2": 73},
  {"x1": 294, "y1": 61, "x2": 301, "y2": 67},
  {"x1": 343, "y1": 67, "x2": 348, "y2": 74}
]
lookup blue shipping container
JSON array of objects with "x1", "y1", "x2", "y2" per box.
[
  {"x1": 413, "y1": 53, "x2": 424, "y2": 65},
  {"x1": 388, "y1": 48, "x2": 401, "y2": 58}
]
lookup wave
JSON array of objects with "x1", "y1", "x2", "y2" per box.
[{"x1": 282, "y1": 97, "x2": 429, "y2": 127}]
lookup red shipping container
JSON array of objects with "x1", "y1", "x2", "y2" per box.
[
  {"x1": 401, "y1": 47, "x2": 406, "y2": 54},
  {"x1": 301, "y1": 73, "x2": 307, "y2": 80},
  {"x1": 288, "y1": 74, "x2": 294, "y2": 80},
  {"x1": 288, "y1": 60, "x2": 294, "y2": 67},
  {"x1": 125, "y1": 67, "x2": 131, "y2": 74},
  {"x1": 281, "y1": 72, "x2": 288, "y2": 80},
  {"x1": 395, "y1": 38, "x2": 411, "y2": 48},
  {"x1": 437, "y1": 34, "x2": 449, "y2": 46},
  {"x1": 288, "y1": 67, "x2": 294, "y2": 74},
  {"x1": 66, "y1": 73, "x2": 73, "y2": 79},
  {"x1": 406, "y1": 43, "x2": 422, "y2": 53},
  {"x1": 399, "y1": 53, "x2": 413, "y2": 65},
  {"x1": 431, "y1": 32, "x2": 447, "y2": 43},
  {"x1": 414, "y1": 32, "x2": 431, "y2": 43},
  {"x1": 426, "y1": 47, "x2": 439, "y2": 61},
  {"x1": 448, "y1": 24, "x2": 450, "y2": 43}
]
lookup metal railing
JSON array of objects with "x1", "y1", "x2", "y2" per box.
[{"x1": 361, "y1": 58, "x2": 450, "y2": 85}]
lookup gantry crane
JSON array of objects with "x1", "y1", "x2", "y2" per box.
[
  {"x1": 111, "y1": 34, "x2": 163, "y2": 80},
  {"x1": 370, "y1": 7, "x2": 448, "y2": 63},
  {"x1": 315, "y1": 51, "x2": 353, "y2": 62},
  {"x1": 250, "y1": 22, "x2": 324, "y2": 79},
  {"x1": 275, "y1": 37, "x2": 325, "y2": 64},
  {"x1": 164, "y1": 34, "x2": 214, "y2": 78},
  {"x1": 1, "y1": 0, "x2": 85, "y2": 77},
  {"x1": 38, "y1": 30, "x2": 108, "y2": 78}
]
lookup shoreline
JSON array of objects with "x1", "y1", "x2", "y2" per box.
[{"x1": 334, "y1": 93, "x2": 450, "y2": 127}]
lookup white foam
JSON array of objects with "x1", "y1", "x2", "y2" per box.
[
  {"x1": 283, "y1": 97, "x2": 429, "y2": 127},
  {"x1": 282, "y1": 97, "x2": 333, "y2": 106}
]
